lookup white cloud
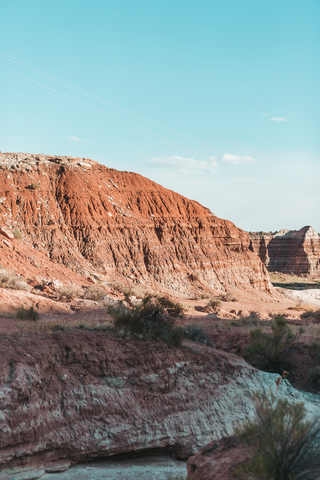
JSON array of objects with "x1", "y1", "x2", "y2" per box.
[
  {"x1": 271, "y1": 113, "x2": 297, "y2": 122},
  {"x1": 211, "y1": 153, "x2": 255, "y2": 165},
  {"x1": 68, "y1": 136, "x2": 89, "y2": 143},
  {"x1": 262, "y1": 113, "x2": 268, "y2": 116},
  {"x1": 147, "y1": 155, "x2": 217, "y2": 174}
]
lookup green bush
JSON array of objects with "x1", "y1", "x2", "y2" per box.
[
  {"x1": 308, "y1": 364, "x2": 320, "y2": 388},
  {"x1": 108, "y1": 294, "x2": 184, "y2": 346},
  {"x1": 17, "y1": 306, "x2": 39, "y2": 322},
  {"x1": 243, "y1": 315, "x2": 302, "y2": 374},
  {"x1": 301, "y1": 310, "x2": 320, "y2": 322},
  {"x1": 177, "y1": 325, "x2": 213, "y2": 346},
  {"x1": 237, "y1": 313, "x2": 261, "y2": 327},
  {"x1": 235, "y1": 392, "x2": 320, "y2": 480}
]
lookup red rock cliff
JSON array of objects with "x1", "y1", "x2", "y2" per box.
[
  {"x1": 0, "y1": 152, "x2": 271, "y2": 293},
  {"x1": 249, "y1": 227, "x2": 320, "y2": 275}
]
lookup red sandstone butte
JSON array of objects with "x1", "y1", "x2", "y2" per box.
[
  {"x1": 0, "y1": 152, "x2": 271, "y2": 294},
  {"x1": 249, "y1": 226, "x2": 320, "y2": 275}
]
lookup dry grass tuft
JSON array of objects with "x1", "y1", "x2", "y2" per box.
[
  {"x1": 0, "y1": 268, "x2": 29, "y2": 291},
  {"x1": 56, "y1": 284, "x2": 83, "y2": 301},
  {"x1": 203, "y1": 298, "x2": 222, "y2": 313},
  {"x1": 28, "y1": 182, "x2": 41, "y2": 190},
  {"x1": 12, "y1": 230, "x2": 23, "y2": 240},
  {"x1": 110, "y1": 281, "x2": 150, "y2": 299},
  {"x1": 191, "y1": 292, "x2": 211, "y2": 300},
  {"x1": 217, "y1": 292, "x2": 238, "y2": 302},
  {"x1": 83, "y1": 284, "x2": 106, "y2": 301}
]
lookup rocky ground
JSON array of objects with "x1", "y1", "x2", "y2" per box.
[
  {"x1": 0, "y1": 277, "x2": 319, "y2": 479},
  {"x1": 0, "y1": 153, "x2": 319, "y2": 479}
]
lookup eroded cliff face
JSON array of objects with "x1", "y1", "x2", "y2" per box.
[
  {"x1": 0, "y1": 152, "x2": 271, "y2": 294},
  {"x1": 249, "y1": 227, "x2": 320, "y2": 275}
]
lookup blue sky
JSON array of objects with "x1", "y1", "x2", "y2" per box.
[{"x1": 1, "y1": 0, "x2": 319, "y2": 232}]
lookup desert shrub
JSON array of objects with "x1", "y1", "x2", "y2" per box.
[
  {"x1": 57, "y1": 284, "x2": 83, "y2": 301},
  {"x1": 17, "y1": 306, "x2": 39, "y2": 322},
  {"x1": 242, "y1": 315, "x2": 302, "y2": 374},
  {"x1": 28, "y1": 182, "x2": 40, "y2": 190},
  {"x1": 218, "y1": 292, "x2": 238, "y2": 302},
  {"x1": 308, "y1": 365, "x2": 320, "y2": 388},
  {"x1": 235, "y1": 391, "x2": 320, "y2": 480},
  {"x1": 177, "y1": 324, "x2": 213, "y2": 346},
  {"x1": 203, "y1": 298, "x2": 222, "y2": 313},
  {"x1": 191, "y1": 292, "x2": 211, "y2": 300},
  {"x1": 12, "y1": 230, "x2": 23, "y2": 240},
  {"x1": 301, "y1": 309, "x2": 320, "y2": 323},
  {"x1": 238, "y1": 313, "x2": 261, "y2": 327},
  {"x1": 108, "y1": 294, "x2": 184, "y2": 346},
  {"x1": 0, "y1": 268, "x2": 29, "y2": 291},
  {"x1": 110, "y1": 281, "x2": 149, "y2": 300},
  {"x1": 83, "y1": 284, "x2": 106, "y2": 301}
]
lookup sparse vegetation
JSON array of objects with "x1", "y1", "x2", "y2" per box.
[
  {"x1": 237, "y1": 313, "x2": 261, "y2": 327},
  {"x1": 177, "y1": 324, "x2": 213, "y2": 346},
  {"x1": 83, "y1": 284, "x2": 106, "y2": 301},
  {"x1": 235, "y1": 390, "x2": 320, "y2": 480},
  {"x1": 0, "y1": 268, "x2": 29, "y2": 291},
  {"x1": 301, "y1": 309, "x2": 320, "y2": 322},
  {"x1": 28, "y1": 182, "x2": 41, "y2": 190},
  {"x1": 203, "y1": 298, "x2": 222, "y2": 313},
  {"x1": 56, "y1": 284, "x2": 83, "y2": 301},
  {"x1": 12, "y1": 230, "x2": 23, "y2": 240},
  {"x1": 217, "y1": 292, "x2": 238, "y2": 302},
  {"x1": 179, "y1": 303, "x2": 195, "y2": 312},
  {"x1": 17, "y1": 306, "x2": 39, "y2": 322},
  {"x1": 110, "y1": 281, "x2": 149, "y2": 300},
  {"x1": 108, "y1": 294, "x2": 184, "y2": 346},
  {"x1": 242, "y1": 315, "x2": 303, "y2": 374},
  {"x1": 191, "y1": 292, "x2": 211, "y2": 300},
  {"x1": 308, "y1": 364, "x2": 320, "y2": 388}
]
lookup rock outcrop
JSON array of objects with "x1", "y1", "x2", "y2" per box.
[
  {"x1": 249, "y1": 226, "x2": 320, "y2": 275},
  {"x1": 1, "y1": 331, "x2": 320, "y2": 474},
  {"x1": 0, "y1": 152, "x2": 271, "y2": 294},
  {"x1": 187, "y1": 436, "x2": 249, "y2": 480}
]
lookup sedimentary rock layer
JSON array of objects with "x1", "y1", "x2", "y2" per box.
[
  {"x1": 0, "y1": 332, "x2": 319, "y2": 473},
  {"x1": 249, "y1": 227, "x2": 320, "y2": 275},
  {"x1": 0, "y1": 152, "x2": 270, "y2": 293}
]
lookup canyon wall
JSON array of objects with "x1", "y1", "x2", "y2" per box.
[
  {"x1": 249, "y1": 227, "x2": 320, "y2": 275},
  {"x1": 0, "y1": 152, "x2": 271, "y2": 294}
]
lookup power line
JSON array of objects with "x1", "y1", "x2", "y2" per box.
[
  {"x1": 1, "y1": 70, "x2": 220, "y2": 160},
  {"x1": 0, "y1": 50, "x2": 224, "y2": 155}
]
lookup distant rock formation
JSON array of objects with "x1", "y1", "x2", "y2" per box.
[
  {"x1": 0, "y1": 151, "x2": 271, "y2": 294},
  {"x1": 249, "y1": 226, "x2": 320, "y2": 275}
]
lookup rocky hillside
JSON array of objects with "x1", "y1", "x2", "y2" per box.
[
  {"x1": 249, "y1": 226, "x2": 320, "y2": 275},
  {"x1": 1, "y1": 331, "x2": 319, "y2": 476},
  {"x1": 0, "y1": 152, "x2": 270, "y2": 294}
]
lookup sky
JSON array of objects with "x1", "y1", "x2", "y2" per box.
[{"x1": 1, "y1": 0, "x2": 319, "y2": 232}]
